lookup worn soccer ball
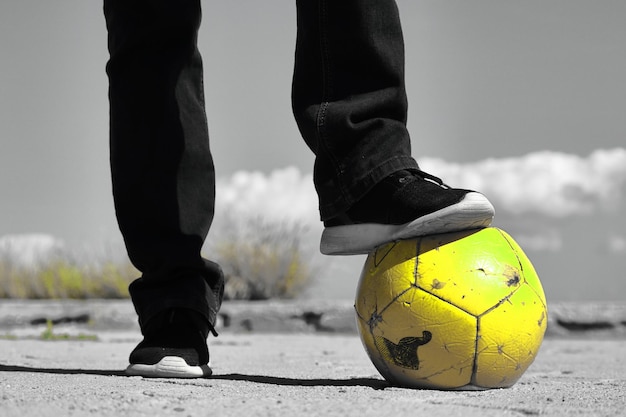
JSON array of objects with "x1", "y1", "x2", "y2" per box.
[{"x1": 355, "y1": 227, "x2": 547, "y2": 389}]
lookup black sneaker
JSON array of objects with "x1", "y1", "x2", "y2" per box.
[
  {"x1": 321, "y1": 170, "x2": 494, "y2": 255},
  {"x1": 125, "y1": 308, "x2": 213, "y2": 378}
]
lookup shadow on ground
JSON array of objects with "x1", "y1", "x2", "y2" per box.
[{"x1": 0, "y1": 364, "x2": 388, "y2": 389}]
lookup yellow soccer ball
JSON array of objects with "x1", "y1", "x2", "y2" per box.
[{"x1": 355, "y1": 227, "x2": 548, "y2": 389}]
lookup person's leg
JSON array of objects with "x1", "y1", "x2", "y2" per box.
[
  {"x1": 104, "y1": 0, "x2": 223, "y2": 377},
  {"x1": 292, "y1": 0, "x2": 494, "y2": 255},
  {"x1": 293, "y1": 0, "x2": 416, "y2": 218}
]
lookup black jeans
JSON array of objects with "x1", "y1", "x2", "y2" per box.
[{"x1": 104, "y1": 0, "x2": 418, "y2": 331}]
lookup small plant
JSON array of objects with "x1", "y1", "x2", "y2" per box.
[
  {"x1": 39, "y1": 320, "x2": 98, "y2": 341},
  {"x1": 208, "y1": 216, "x2": 317, "y2": 300}
]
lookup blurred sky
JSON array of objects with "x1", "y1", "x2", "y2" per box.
[{"x1": 1, "y1": 1, "x2": 625, "y2": 301}]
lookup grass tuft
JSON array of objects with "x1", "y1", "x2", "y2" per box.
[
  {"x1": 39, "y1": 320, "x2": 98, "y2": 341},
  {"x1": 0, "y1": 256, "x2": 137, "y2": 299}
]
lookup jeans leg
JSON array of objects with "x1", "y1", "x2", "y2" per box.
[
  {"x1": 293, "y1": 0, "x2": 419, "y2": 221},
  {"x1": 104, "y1": 0, "x2": 223, "y2": 331}
]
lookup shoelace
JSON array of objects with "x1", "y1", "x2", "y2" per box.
[{"x1": 400, "y1": 169, "x2": 451, "y2": 189}]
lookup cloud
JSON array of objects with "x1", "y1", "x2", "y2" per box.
[
  {"x1": 607, "y1": 235, "x2": 626, "y2": 254},
  {"x1": 514, "y1": 230, "x2": 563, "y2": 252},
  {"x1": 0, "y1": 234, "x2": 65, "y2": 266},
  {"x1": 418, "y1": 148, "x2": 626, "y2": 217},
  {"x1": 216, "y1": 166, "x2": 318, "y2": 225},
  {"x1": 214, "y1": 149, "x2": 626, "y2": 225}
]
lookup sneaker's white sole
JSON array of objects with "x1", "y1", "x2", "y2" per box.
[
  {"x1": 125, "y1": 356, "x2": 212, "y2": 378},
  {"x1": 321, "y1": 192, "x2": 495, "y2": 255}
]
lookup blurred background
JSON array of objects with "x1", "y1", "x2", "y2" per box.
[{"x1": 1, "y1": 0, "x2": 625, "y2": 302}]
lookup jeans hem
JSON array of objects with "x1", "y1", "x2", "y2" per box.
[{"x1": 319, "y1": 154, "x2": 419, "y2": 220}]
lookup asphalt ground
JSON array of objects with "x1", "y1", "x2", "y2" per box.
[{"x1": 1, "y1": 300, "x2": 625, "y2": 417}]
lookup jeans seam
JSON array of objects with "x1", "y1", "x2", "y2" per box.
[{"x1": 316, "y1": 0, "x2": 350, "y2": 207}]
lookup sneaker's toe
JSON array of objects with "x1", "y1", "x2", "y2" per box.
[{"x1": 126, "y1": 357, "x2": 212, "y2": 378}]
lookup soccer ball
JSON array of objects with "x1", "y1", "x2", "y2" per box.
[{"x1": 355, "y1": 227, "x2": 547, "y2": 390}]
